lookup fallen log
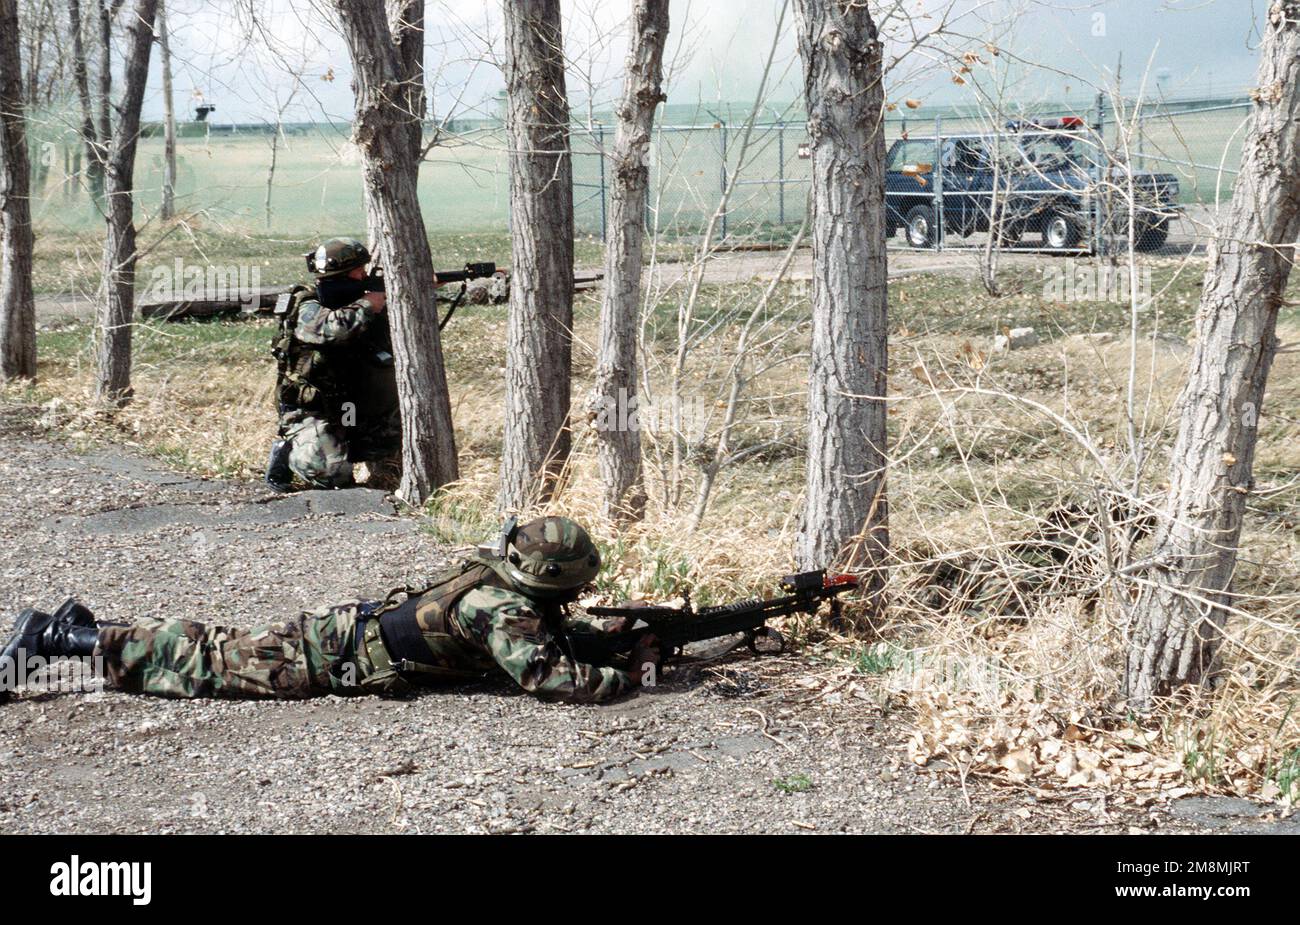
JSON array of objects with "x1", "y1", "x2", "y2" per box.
[{"x1": 140, "y1": 286, "x2": 292, "y2": 321}]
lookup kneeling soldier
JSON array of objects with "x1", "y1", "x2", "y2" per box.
[{"x1": 0, "y1": 517, "x2": 658, "y2": 705}]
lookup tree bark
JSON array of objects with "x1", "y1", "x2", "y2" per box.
[
  {"x1": 590, "y1": 0, "x2": 668, "y2": 522},
  {"x1": 95, "y1": 1, "x2": 114, "y2": 153},
  {"x1": 793, "y1": 0, "x2": 890, "y2": 622},
  {"x1": 157, "y1": 0, "x2": 175, "y2": 220},
  {"x1": 93, "y1": 0, "x2": 156, "y2": 405},
  {"x1": 67, "y1": 0, "x2": 103, "y2": 198},
  {"x1": 335, "y1": 0, "x2": 459, "y2": 503},
  {"x1": 499, "y1": 0, "x2": 575, "y2": 512},
  {"x1": 0, "y1": 0, "x2": 37, "y2": 380},
  {"x1": 1126, "y1": 0, "x2": 1300, "y2": 711}
]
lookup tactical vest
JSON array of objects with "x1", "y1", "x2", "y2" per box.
[
  {"x1": 271, "y1": 286, "x2": 346, "y2": 418},
  {"x1": 368, "y1": 557, "x2": 559, "y2": 691}
]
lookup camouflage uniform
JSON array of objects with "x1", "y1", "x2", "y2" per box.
[
  {"x1": 97, "y1": 601, "x2": 369, "y2": 699},
  {"x1": 269, "y1": 238, "x2": 408, "y2": 491},
  {"x1": 277, "y1": 295, "x2": 387, "y2": 489},
  {"x1": 94, "y1": 567, "x2": 634, "y2": 704}
]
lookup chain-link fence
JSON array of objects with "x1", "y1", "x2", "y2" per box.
[
  {"x1": 22, "y1": 95, "x2": 1252, "y2": 244},
  {"x1": 568, "y1": 95, "x2": 1252, "y2": 252}
]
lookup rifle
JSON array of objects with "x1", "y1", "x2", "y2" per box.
[
  {"x1": 566, "y1": 569, "x2": 859, "y2": 666},
  {"x1": 365, "y1": 262, "x2": 500, "y2": 330}
]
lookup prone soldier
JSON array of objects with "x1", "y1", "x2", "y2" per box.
[{"x1": 0, "y1": 517, "x2": 659, "y2": 705}]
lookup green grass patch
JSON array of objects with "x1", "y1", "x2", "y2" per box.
[
  {"x1": 853, "y1": 643, "x2": 907, "y2": 675},
  {"x1": 772, "y1": 773, "x2": 814, "y2": 793}
]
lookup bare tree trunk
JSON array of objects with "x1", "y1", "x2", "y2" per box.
[
  {"x1": 264, "y1": 82, "x2": 300, "y2": 232},
  {"x1": 157, "y1": 0, "x2": 175, "y2": 220},
  {"x1": 335, "y1": 0, "x2": 459, "y2": 503},
  {"x1": 0, "y1": 0, "x2": 36, "y2": 380},
  {"x1": 93, "y1": 0, "x2": 156, "y2": 405},
  {"x1": 95, "y1": 1, "x2": 114, "y2": 150},
  {"x1": 590, "y1": 0, "x2": 668, "y2": 522},
  {"x1": 1126, "y1": 0, "x2": 1300, "y2": 711},
  {"x1": 499, "y1": 0, "x2": 575, "y2": 512},
  {"x1": 264, "y1": 125, "x2": 279, "y2": 231},
  {"x1": 793, "y1": 0, "x2": 889, "y2": 621},
  {"x1": 67, "y1": 0, "x2": 103, "y2": 198}
]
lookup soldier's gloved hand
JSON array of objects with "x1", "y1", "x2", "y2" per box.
[
  {"x1": 363, "y1": 291, "x2": 386, "y2": 312},
  {"x1": 594, "y1": 614, "x2": 634, "y2": 633}
]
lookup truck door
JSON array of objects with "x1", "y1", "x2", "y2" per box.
[{"x1": 940, "y1": 139, "x2": 996, "y2": 236}]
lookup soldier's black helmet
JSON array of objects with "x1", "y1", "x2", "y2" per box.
[
  {"x1": 489, "y1": 516, "x2": 602, "y2": 597},
  {"x1": 305, "y1": 237, "x2": 370, "y2": 278}
]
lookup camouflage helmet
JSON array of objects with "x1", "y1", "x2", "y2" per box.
[
  {"x1": 306, "y1": 237, "x2": 370, "y2": 278},
  {"x1": 493, "y1": 516, "x2": 602, "y2": 597}
]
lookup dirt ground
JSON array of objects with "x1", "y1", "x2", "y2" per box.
[{"x1": 0, "y1": 401, "x2": 1290, "y2": 834}]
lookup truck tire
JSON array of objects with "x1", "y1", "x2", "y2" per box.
[
  {"x1": 1134, "y1": 219, "x2": 1170, "y2": 252},
  {"x1": 904, "y1": 204, "x2": 936, "y2": 248},
  {"x1": 1041, "y1": 210, "x2": 1081, "y2": 250}
]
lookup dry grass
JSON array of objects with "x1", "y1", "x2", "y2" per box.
[{"x1": 17, "y1": 253, "x2": 1300, "y2": 806}]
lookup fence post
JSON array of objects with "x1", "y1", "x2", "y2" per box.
[
  {"x1": 1093, "y1": 92, "x2": 1106, "y2": 255},
  {"x1": 719, "y1": 122, "x2": 729, "y2": 242},
  {"x1": 1136, "y1": 112, "x2": 1145, "y2": 170},
  {"x1": 933, "y1": 115, "x2": 944, "y2": 251},
  {"x1": 645, "y1": 126, "x2": 655, "y2": 234},
  {"x1": 777, "y1": 121, "x2": 786, "y2": 226},
  {"x1": 596, "y1": 123, "x2": 608, "y2": 242}
]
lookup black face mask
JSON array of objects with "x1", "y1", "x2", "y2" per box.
[{"x1": 315, "y1": 275, "x2": 369, "y2": 309}]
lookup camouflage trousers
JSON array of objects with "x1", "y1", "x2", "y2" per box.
[
  {"x1": 285, "y1": 416, "x2": 353, "y2": 489},
  {"x1": 95, "y1": 601, "x2": 387, "y2": 699},
  {"x1": 283, "y1": 413, "x2": 402, "y2": 491}
]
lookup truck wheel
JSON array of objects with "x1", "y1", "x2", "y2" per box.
[
  {"x1": 1041, "y1": 211, "x2": 1081, "y2": 250},
  {"x1": 904, "y1": 205, "x2": 935, "y2": 248},
  {"x1": 1134, "y1": 219, "x2": 1170, "y2": 252}
]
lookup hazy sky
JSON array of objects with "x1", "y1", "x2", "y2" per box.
[{"x1": 144, "y1": 0, "x2": 1269, "y2": 124}]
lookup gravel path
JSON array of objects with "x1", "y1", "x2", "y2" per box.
[{"x1": 0, "y1": 402, "x2": 1278, "y2": 834}]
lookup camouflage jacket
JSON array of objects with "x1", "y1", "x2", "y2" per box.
[
  {"x1": 294, "y1": 296, "x2": 378, "y2": 347},
  {"x1": 383, "y1": 562, "x2": 636, "y2": 704},
  {"x1": 449, "y1": 586, "x2": 634, "y2": 703},
  {"x1": 275, "y1": 290, "x2": 380, "y2": 419}
]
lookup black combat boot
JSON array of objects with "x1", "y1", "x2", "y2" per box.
[
  {"x1": 265, "y1": 438, "x2": 294, "y2": 493},
  {"x1": 0, "y1": 599, "x2": 100, "y2": 702}
]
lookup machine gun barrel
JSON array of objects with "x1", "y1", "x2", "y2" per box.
[
  {"x1": 434, "y1": 261, "x2": 497, "y2": 285},
  {"x1": 363, "y1": 262, "x2": 498, "y2": 292},
  {"x1": 567, "y1": 569, "x2": 858, "y2": 665}
]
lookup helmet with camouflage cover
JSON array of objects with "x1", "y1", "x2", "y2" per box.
[
  {"x1": 488, "y1": 516, "x2": 602, "y2": 598},
  {"x1": 306, "y1": 237, "x2": 370, "y2": 278}
]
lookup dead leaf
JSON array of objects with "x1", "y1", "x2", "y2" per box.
[{"x1": 1001, "y1": 748, "x2": 1035, "y2": 781}]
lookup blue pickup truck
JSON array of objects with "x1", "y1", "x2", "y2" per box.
[{"x1": 884, "y1": 117, "x2": 1180, "y2": 252}]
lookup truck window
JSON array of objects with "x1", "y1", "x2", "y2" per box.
[
  {"x1": 1019, "y1": 134, "x2": 1102, "y2": 170},
  {"x1": 888, "y1": 139, "x2": 938, "y2": 171}
]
